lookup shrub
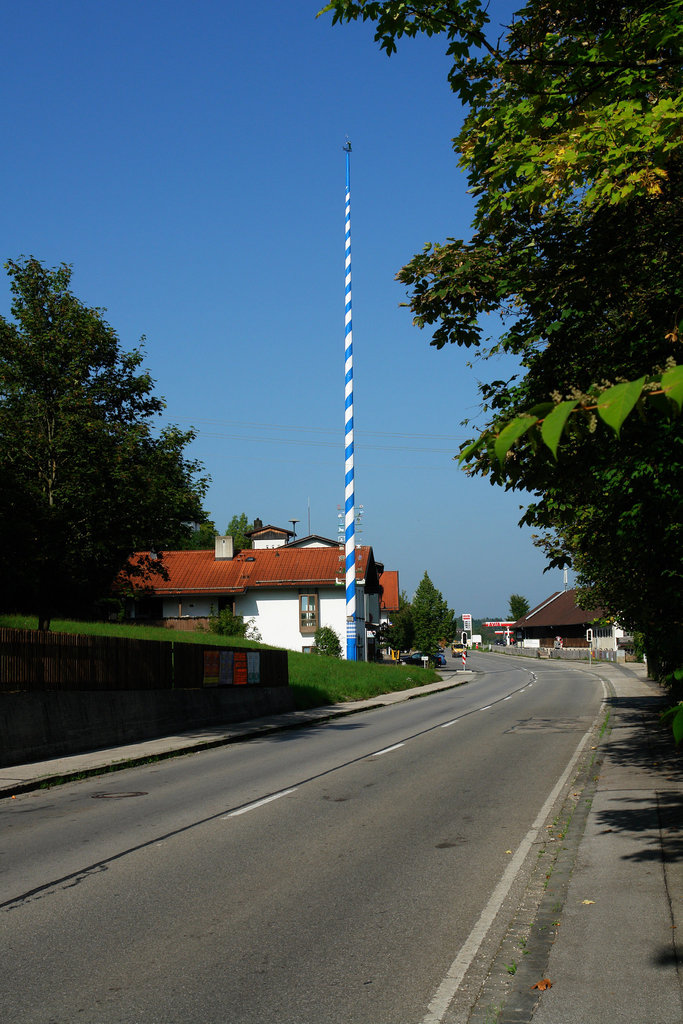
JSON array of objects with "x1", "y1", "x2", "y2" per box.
[
  {"x1": 208, "y1": 607, "x2": 248, "y2": 638},
  {"x1": 312, "y1": 625, "x2": 342, "y2": 658}
]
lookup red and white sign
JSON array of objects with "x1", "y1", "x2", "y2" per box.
[
  {"x1": 483, "y1": 621, "x2": 515, "y2": 628},
  {"x1": 462, "y1": 613, "x2": 472, "y2": 631}
]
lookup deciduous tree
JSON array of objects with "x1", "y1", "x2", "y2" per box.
[
  {"x1": 179, "y1": 520, "x2": 218, "y2": 550},
  {"x1": 381, "y1": 589, "x2": 415, "y2": 652},
  {"x1": 321, "y1": 0, "x2": 683, "y2": 676},
  {"x1": 225, "y1": 513, "x2": 253, "y2": 553},
  {"x1": 0, "y1": 257, "x2": 208, "y2": 629}
]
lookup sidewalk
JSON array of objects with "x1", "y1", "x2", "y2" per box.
[
  {"x1": 0, "y1": 670, "x2": 472, "y2": 798},
  {"x1": 496, "y1": 658, "x2": 683, "y2": 1024}
]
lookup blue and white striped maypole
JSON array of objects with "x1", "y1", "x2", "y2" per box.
[{"x1": 343, "y1": 139, "x2": 357, "y2": 661}]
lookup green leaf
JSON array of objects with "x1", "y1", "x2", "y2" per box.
[
  {"x1": 661, "y1": 364, "x2": 683, "y2": 413},
  {"x1": 540, "y1": 400, "x2": 579, "y2": 458},
  {"x1": 494, "y1": 416, "x2": 538, "y2": 464},
  {"x1": 596, "y1": 378, "x2": 646, "y2": 436},
  {"x1": 526, "y1": 402, "x2": 554, "y2": 419},
  {"x1": 457, "y1": 436, "x2": 485, "y2": 463},
  {"x1": 673, "y1": 707, "x2": 683, "y2": 745}
]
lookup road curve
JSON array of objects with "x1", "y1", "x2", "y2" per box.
[{"x1": 1, "y1": 653, "x2": 605, "y2": 1023}]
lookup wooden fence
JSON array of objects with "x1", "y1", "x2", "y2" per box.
[{"x1": 0, "y1": 628, "x2": 288, "y2": 691}]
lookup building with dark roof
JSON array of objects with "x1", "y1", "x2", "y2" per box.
[{"x1": 514, "y1": 588, "x2": 628, "y2": 656}]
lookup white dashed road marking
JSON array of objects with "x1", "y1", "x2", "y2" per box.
[
  {"x1": 224, "y1": 789, "x2": 297, "y2": 818},
  {"x1": 372, "y1": 743, "x2": 405, "y2": 757}
]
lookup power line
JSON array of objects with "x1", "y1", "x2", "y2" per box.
[
  {"x1": 189, "y1": 431, "x2": 457, "y2": 455},
  {"x1": 160, "y1": 416, "x2": 469, "y2": 454}
]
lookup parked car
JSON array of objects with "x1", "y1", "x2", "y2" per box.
[
  {"x1": 400, "y1": 650, "x2": 446, "y2": 668},
  {"x1": 399, "y1": 651, "x2": 430, "y2": 666}
]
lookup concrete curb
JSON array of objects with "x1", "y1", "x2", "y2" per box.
[{"x1": 0, "y1": 672, "x2": 474, "y2": 799}]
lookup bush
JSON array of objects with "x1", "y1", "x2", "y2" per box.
[
  {"x1": 208, "y1": 607, "x2": 248, "y2": 638},
  {"x1": 312, "y1": 625, "x2": 342, "y2": 658}
]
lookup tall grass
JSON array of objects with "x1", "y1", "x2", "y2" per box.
[
  {"x1": 0, "y1": 615, "x2": 440, "y2": 709},
  {"x1": 286, "y1": 652, "x2": 440, "y2": 709}
]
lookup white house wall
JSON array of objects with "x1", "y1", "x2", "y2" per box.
[
  {"x1": 234, "y1": 586, "x2": 366, "y2": 658},
  {"x1": 234, "y1": 591, "x2": 300, "y2": 651},
  {"x1": 155, "y1": 585, "x2": 376, "y2": 660},
  {"x1": 594, "y1": 626, "x2": 625, "y2": 651}
]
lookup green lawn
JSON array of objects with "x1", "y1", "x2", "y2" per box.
[{"x1": 0, "y1": 615, "x2": 442, "y2": 710}]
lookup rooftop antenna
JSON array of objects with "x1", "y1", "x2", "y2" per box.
[
  {"x1": 289, "y1": 519, "x2": 299, "y2": 541},
  {"x1": 342, "y1": 138, "x2": 357, "y2": 660}
]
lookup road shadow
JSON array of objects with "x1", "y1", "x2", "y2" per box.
[
  {"x1": 266, "y1": 717, "x2": 368, "y2": 744},
  {"x1": 653, "y1": 946, "x2": 680, "y2": 968},
  {"x1": 595, "y1": 791, "x2": 683, "y2": 863},
  {"x1": 604, "y1": 694, "x2": 683, "y2": 777},
  {"x1": 594, "y1": 694, "x2": 683, "y2": 864}
]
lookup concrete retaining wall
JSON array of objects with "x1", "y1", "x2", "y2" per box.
[{"x1": 0, "y1": 686, "x2": 296, "y2": 768}]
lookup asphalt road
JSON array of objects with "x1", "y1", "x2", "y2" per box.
[{"x1": 1, "y1": 652, "x2": 605, "y2": 1023}]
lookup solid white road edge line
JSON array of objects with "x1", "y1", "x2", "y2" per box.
[
  {"x1": 224, "y1": 789, "x2": 297, "y2": 818},
  {"x1": 421, "y1": 681, "x2": 608, "y2": 1024}
]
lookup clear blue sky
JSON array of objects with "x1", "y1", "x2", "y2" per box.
[{"x1": 1, "y1": 0, "x2": 567, "y2": 617}]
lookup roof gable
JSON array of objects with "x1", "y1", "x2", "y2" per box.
[
  {"x1": 246, "y1": 524, "x2": 293, "y2": 539},
  {"x1": 379, "y1": 570, "x2": 399, "y2": 612},
  {"x1": 285, "y1": 534, "x2": 339, "y2": 548},
  {"x1": 516, "y1": 588, "x2": 607, "y2": 628}
]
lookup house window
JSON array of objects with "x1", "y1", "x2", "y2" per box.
[{"x1": 299, "y1": 593, "x2": 318, "y2": 634}]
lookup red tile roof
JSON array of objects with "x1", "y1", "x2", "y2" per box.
[
  {"x1": 124, "y1": 545, "x2": 375, "y2": 596},
  {"x1": 379, "y1": 570, "x2": 399, "y2": 612}
]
